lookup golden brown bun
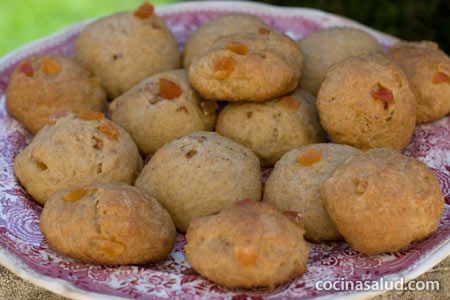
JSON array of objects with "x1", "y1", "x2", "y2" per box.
[
  {"x1": 74, "y1": 11, "x2": 180, "y2": 98},
  {"x1": 110, "y1": 69, "x2": 217, "y2": 156},
  {"x1": 183, "y1": 13, "x2": 271, "y2": 68},
  {"x1": 264, "y1": 143, "x2": 361, "y2": 242},
  {"x1": 317, "y1": 54, "x2": 416, "y2": 150},
  {"x1": 216, "y1": 89, "x2": 325, "y2": 166},
  {"x1": 322, "y1": 148, "x2": 444, "y2": 255},
  {"x1": 188, "y1": 32, "x2": 304, "y2": 101},
  {"x1": 14, "y1": 114, "x2": 142, "y2": 204},
  {"x1": 297, "y1": 27, "x2": 383, "y2": 96},
  {"x1": 40, "y1": 182, "x2": 176, "y2": 265},
  {"x1": 185, "y1": 202, "x2": 309, "y2": 289},
  {"x1": 387, "y1": 41, "x2": 450, "y2": 123},
  {"x1": 6, "y1": 54, "x2": 106, "y2": 134},
  {"x1": 135, "y1": 131, "x2": 262, "y2": 232}
]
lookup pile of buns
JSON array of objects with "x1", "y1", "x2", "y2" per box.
[{"x1": 6, "y1": 2, "x2": 448, "y2": 289}]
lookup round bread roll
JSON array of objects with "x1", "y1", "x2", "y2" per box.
[
  {"x1": 317, "y1": 54, "x2": 416, "y2": 150},
  {"x1": 297, "y1": 27, "x2": 383, "y2": 96},
  {"x1": 135, "y1": 131, "x2": 262, "y2": 232},
  {"x1": 74, "y1": 4, "x2": 180, "y2": 98},
  {"x1": 185, "y1": 202, "x2": 309, "y2": 289},
  {"x1": 14, "y1": 113, "x2": 142, "y2": 205},
  {"x1": 110, "y1": 69, "x2": 217, "y2": 156},
  {"x1": 386, "y1": 41, "x2": 450, "y2": 123},
  {"x1": 183, "y1": 13, "x2": 271, "y2": 68},
  {"x1": 188, "y1": 32, "x2": 304, "y2": 102},
  {"x1": 40, "y1": 182, "x2": 176, "y2": 265},
  {"x1": 322, "y1": 148, "x2": 444, "y2": 255},
  {"x1": 264, "y1": 143, "x2": 361, "y2": 242},
  {"x1": 216, "y1": 89, "x2": 325, "y2": 166},
  {"x1": 6, "y1": 54, "x2": 106, "y2": 134}
]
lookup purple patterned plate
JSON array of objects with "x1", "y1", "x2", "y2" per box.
[{"x1": 0, "y1": 1, "x2": 449, "y2": 299}]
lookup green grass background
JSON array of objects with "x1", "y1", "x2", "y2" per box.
[
  {"x1": 1, "y1": 0, "x2": 448, "y2": 57},
  {"x1": 0, "y1": 0, "x2": 177, "y2": 57}
]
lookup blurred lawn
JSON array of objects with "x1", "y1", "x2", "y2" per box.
[
  {"x1": 0, "y1": 0, "x2": 178, "y2": 57},
  {"x1": 1, "y1": 0, "x2": 448, "y2": 57}
]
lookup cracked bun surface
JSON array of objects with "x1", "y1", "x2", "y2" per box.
[
  {"x1": 40, "y1": 182, "x2": 176, "y2": 265},
  {"x1": 135, "y1": 131, "x2": 262, "y2": 232},
  {"x1": 14, "y1": 113, "x2": 142, "y2": 205}
]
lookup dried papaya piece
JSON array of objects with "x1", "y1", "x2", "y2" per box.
[
  {"x1": 159, "y1": 78, "x2": 182, "y2": 100},
  {"x1": 43, "y1": 58, "x2": 62, "y2": 74},
  {"x1": 213, "y1": 56, "x2": 235, "y2": 79},
  {"x1": 283, "y1": 211, "x2": 304, "y2": 228},
  {"x1": 225, "y1": 41, "x2": 248, "y2": 55},
  {"x1": 134, "y1": 2, "x2": 154, "y2": 19},
  {"x1": 97, "y1": 121, "x2": 120, "y2": 140},
  {"x1": 432, "y1": 72, "x2": 449, "y2": 84},
  {"x1": 296, "y1": 148, "x2": 323, "y2": 166},
  {"x1": 371, "y1": 84, "x2": 394, "y2": 104},
  {"x1": 19, "y1": 62, "x2": 34, "y2": 77},
  {"x1": 79, "y1": 109, "x2": 105, "y2": 121},
  {"x1": 95, "y1": 239, "x2": 126, "y2": 257},
  {"x1": 235, "y1": 246, "x2": 256, "y2": 266}
]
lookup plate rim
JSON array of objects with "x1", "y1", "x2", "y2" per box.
[{"x1": 0, "y1": 1, "x2": 448, "y2": 300}]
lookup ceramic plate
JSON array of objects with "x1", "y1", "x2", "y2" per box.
[{"x1": 0, "y1": 1, "x2": 449, "y2": 299}]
